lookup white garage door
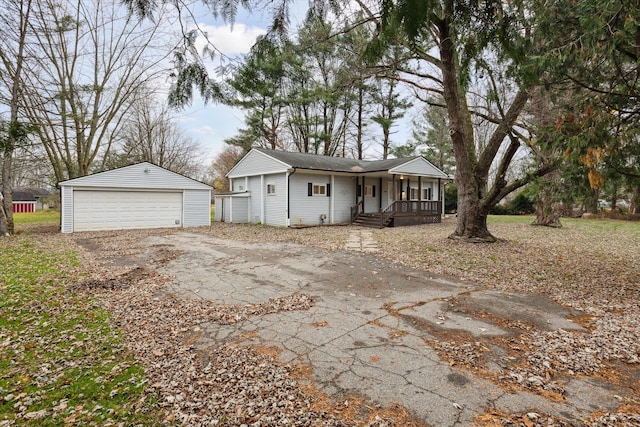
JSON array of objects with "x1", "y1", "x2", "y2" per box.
[{"x1": 73, "y1": 190, "x2": 183, "y2": 232}]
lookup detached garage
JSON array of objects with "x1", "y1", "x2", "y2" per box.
[{"x1": 59, "y1": 162, "x2": 212, "y2": 233}]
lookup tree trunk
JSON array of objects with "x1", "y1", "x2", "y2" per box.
[
  {"x1": 532, "y1": 172, "x2": 562, "y2": 227},
  {"x1": 631, "y1": 185, "x2": 640, "y2": 215},
  {"x1": 1, "y1": 155, "x2": 13, "y2": 236},
  {"x1": 450, "y1": 178, "x2": 497, "y2": 242}
]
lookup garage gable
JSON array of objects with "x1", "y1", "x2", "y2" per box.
[{"x1": 59, "y1": 162, "x2": 211, "y2": 190}]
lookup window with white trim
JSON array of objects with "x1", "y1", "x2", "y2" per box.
[
  {"x1": 313, "y1": 184, "x2": 326, "y2": 196},
  {"x1": 410, "y1": 188, "x2": 420, "y2": 200},
  {"x1": 267, "y1": 183, "x2": 276, "y2": 195}
]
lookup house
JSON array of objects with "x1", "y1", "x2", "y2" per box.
[
  {"x1": 59, "y1": 162, "x2": 212, "y2": 233},
  {"x1": 215, "y1": 148, "x2": 450, "y2": 228}
]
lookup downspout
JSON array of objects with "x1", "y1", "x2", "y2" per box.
[{"x1": 287, "y1": 168, "x2": 296, "y2": 227}]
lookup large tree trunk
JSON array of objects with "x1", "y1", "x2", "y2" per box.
[{"x1": 451, "y1": 181, "x2": 496, "y2": 242}]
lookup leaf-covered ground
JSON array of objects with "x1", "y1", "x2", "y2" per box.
[
  {"x1": 3, "y1": 215, "x2": 639, "y2": 426},
  {"x1": 0, "y1": 234, "x2": 166, "y2": 426}
]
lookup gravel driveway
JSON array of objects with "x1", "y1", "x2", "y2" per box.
[{"x1": 73, "y1": 226, "x2": 639, "y2": 427}]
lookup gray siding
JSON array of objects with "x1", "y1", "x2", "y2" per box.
[
  {"x1": 248, "y1": 176, "x2": 262, "y2": 223},
  {"x1": 61, "y1": 186, "x2": 74, "y2": 233},
  {"x1": 183, "y1": 190, "x2": 211, "y2": 227},
  {"x1": 390, "y1": 158, "x2": 449, "y2": 178},
  {"x1": 59, "y1": 162, "x2": 211, "y2": 190},
  {"x1": 227, "y1": 149, "x2": 289, "y2": 178},
  {"x1": 264, "y1": 173, "x2": 287, "y2": 226}
]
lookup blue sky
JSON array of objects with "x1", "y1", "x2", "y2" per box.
[{"x1": 175, "y1": 2, "x2": 415, "y2": 164}]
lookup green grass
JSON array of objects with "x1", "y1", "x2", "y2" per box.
[
  {"x1": 0, "y1": 238, "x2": 167, "y2": 426},
  {"x1": 487, "y1": 214, "x2": 640, "y2": 232},
  {"x1": 13, "y1": 210, "x2": 60, "y2": 225}
]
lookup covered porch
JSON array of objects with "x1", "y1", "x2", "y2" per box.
[{"x1": 350, "y1": 173, "x2": 445, "y2": 228}]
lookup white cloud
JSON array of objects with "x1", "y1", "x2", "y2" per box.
[{"x1": 195, "y1": 23, "x2": 266, "y2": 56}]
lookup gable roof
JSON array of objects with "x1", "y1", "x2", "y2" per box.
[
  {"x1": 59, "y1": 162, "x2": 212, "y2": 190},
  {"x1": 249, "y1": 148, "x2": 449, "y2": 177}
]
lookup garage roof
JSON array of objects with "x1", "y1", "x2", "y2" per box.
[{"x1": 59, "y1": 162, "x2": 212, "y2": 190}]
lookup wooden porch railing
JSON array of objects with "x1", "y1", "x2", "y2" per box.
[
  {"x1": 380, "y1": 200, "x2": 442, "y2": 227},
  {"x1": 350, "y1": 199, "x2": 364, "y2": 223}
]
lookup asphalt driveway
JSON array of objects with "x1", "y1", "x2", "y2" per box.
[{"x1": 97, "y1": 229, "x2": 626, "y2": 427}]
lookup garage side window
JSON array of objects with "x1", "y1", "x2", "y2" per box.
[{"x1": 267, "y1": 183, "x2": 276, "y2": 195}]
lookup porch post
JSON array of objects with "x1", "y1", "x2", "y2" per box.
[
  {"x1": 418, "y1": 176, "x2": 423, "y2": 212},
  {"x1": 392, "y1": 174, "x2": 396, "y2": 201},
  {"x1": 438, "y1": 178, "x2": 443, "y2": 214},
  {"x1": 362, "y1": 176, "x2": 366, "y2": 212},
  {"x1": 379, "y1": 177, "x2": 383, "y2": 211}
]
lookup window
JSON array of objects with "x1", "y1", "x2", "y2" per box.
[
  {"x1": 423, "y1": 188, "x2": 432, "y2": 200},
  {"x1": 410, "y1": 188, "x2": 420, "y2": 200},
  {"x1": 313, "y1": 184, "x2": 326, "y2": 196},
  {"x1": 364, "y1": 185, "x2": 376, "y2": 197},
  {"x1": 267, "y1": 183, "x2": 276, "y2": 195},
  {"x1": 308, "y1": 182, "x2": 330, "y2": 197}
]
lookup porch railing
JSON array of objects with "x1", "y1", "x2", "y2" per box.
[
  {"x1": 350, "y1": 199, "x2": 364, "y2": 223},
  {"x1": 380, "y1": 200, "x2": 442, "y2": 227}
]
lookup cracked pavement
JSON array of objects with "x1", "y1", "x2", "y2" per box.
[{"x1": 134, "y1": 231, "x2": 621, "y2": 426}]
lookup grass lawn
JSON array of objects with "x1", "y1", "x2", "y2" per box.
[
  {"x1": 0, "y1": 235, "x2": 168, "y2": 426},
  {"x1": 13, "y1": 210, "x2": 60, "y2": 225}
]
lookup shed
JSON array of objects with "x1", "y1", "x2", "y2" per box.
[
  {"x1": 59, "y1": 162, "x2": 212, "y2": 233},
  {"x1": 12, "y1": 190, "x2": 37, "y2": 213}
]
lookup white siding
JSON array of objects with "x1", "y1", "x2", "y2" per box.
[
  {"x1": 289, "y1": 173, "x2": 332, "y2": 225},
  {"x1": 389, "y1": 157, "x2": 449, "y2": 178},
  {"x1": 59, "y1": 162, "x2": 211, "y2": 190},
  {"x1": 231, "y1": 197, "x2": 250, "y2": 223},
  {"x1": 264, "y1": 173, "x2": 287, "y2": 226},
  {"x1": 227, "y1": 149, "x2": 289, "y2": 178},
  {"x1": 362, "y1": 177, "x2": 381, "y2": 213},
  {"x1": 332, "y1": 175, "x2": 356, "y2": 223},
  {"x1": 214, "y1": 197, "x2": 224, "y2": 222},
  {"x1": 61, "y1": 186, "x2": 74, "y2": 233},
  {"x1": 183, "y1": 190, "x2": 211, "y2": 227}
]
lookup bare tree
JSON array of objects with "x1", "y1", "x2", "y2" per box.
[
  {"x1": 18, "y1": 0, "x2": 177, "y2": 182},
  {"x1": 0, "y1": 0, "x2": 32, "y2": 236},
  {"x1": 208, "y1": 145, "x2": 244, "y2": 192},
  {"x1": 108, "y1": 96, "x2": 204, "y2": 178}
]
